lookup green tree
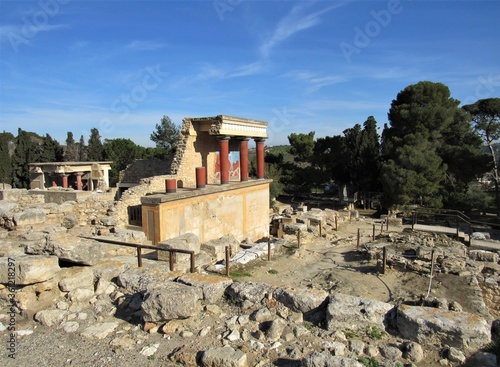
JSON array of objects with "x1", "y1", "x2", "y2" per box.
[
  {"x1": 64, "y1": 132, "x2": 79, "y2": 161},
  {"x1": 150, "y1": 116, "x2": 180, "y2": 158},
  {"x1": 288, "y1": 131, "x2": 315, "y2": 162},
  {"x1": 11, "y1": 129, "x2": 42, "y2": 188},
  {"x1": 0, "y1": 132, "x2": 14, "y2": 185},
  {"x1": 287, "y1": 132, "x2": 321, "y2": 194},
  {"x1": 357, "y1": 116, "x2": 381, "y2": 192},
  {"x1": 87, "y1": 128, "x2": 103, "y2": 161},
  {"x1": 39, "y1": 134, "x2": 64, "y2": 162},
  {"x1": 463, "y1": 98, "x2": 500, "y2": 214},
  {"x1": 380, "y1": 81, "x2": 474, "y2": 209},
  {"x1": 103, "y1": 138, "x2": 143, "y2": 186},
  {"x1": 78, "y1": 135, "x2": 86, "y2": 161}
]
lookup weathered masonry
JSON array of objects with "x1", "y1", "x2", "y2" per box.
[
  {"x1": 141, "y1": 115, "x2": 271, "y2": 245},
  {"x1": 28, "y1": 161, "x2": 112, "y2": 191}
]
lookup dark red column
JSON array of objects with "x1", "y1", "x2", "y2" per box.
[
  {"x1": 219, "y1": 137, "x2": 230, "y2": 184},
  {"x1": 76, "y1": 172, "x2": 83, "y2": 190},
  {"x1": 196, "y1": 167, "x2": 206, "y2": 188},
  {"x1": 239, "y1": 138, "x2": 249, "y2": 181},
  {"x1": 62, "y1": 174, "x2": 68, "y2": 189},
  {"x1": 165, "y1": 179, "x2": 176, "y2": 193},
  {"x1": 255, "y1": 138, "x2": 265, "y2": 179}
]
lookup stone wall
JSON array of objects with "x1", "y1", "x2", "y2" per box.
[{"x1": 171, "y1": 118, "x2": 219, "y2": 187}]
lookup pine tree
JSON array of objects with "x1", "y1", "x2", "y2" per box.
[
  {"x1": 78, "y1": 135, "x2": 87, "y2": 161},
  {"x1": 87, "y1": 128, "x2": 103, "y2": 161},
  {"x1": 0, "y1": 132, "x2": 13, "y2": 185},
  {"x1": 65, "y1": 132, "x2": 79, "y2": 161}
]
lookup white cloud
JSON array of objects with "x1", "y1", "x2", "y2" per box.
[{"x1": 259, "y1": 1, "x2": 348, "y2": 58}]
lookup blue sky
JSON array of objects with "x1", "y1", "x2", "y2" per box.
[{"x1": 1, "y1": 0, "x2": 499, "y2": 148}]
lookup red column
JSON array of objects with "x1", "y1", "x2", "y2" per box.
[
  {"x1": 219, "y1": 137, "x2": 230, "y2": 184},
  {"x1": 62, "y1": 174, "x2": 68, "y2": 189},
  {"x1": 76, "y1": 172, "x2": 83, "y2": 190},
  {"x1": 239, "y1": 138, "x2": 249, "y2": 181},
  {"x1": 255, "y1": 138, "x2": 265, "y2": 179}
]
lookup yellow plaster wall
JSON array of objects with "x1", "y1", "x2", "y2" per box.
[{"x1": 146, "y1": 183, "x2": 269, "y2": 245}]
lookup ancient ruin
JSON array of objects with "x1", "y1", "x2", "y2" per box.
[{"x1": 0, "y1": 115, "x2": 499, "y2": 367}]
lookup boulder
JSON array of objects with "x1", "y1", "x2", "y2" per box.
[
  {"x1": 35, "y1": 309, "x2": 67, "y2": 327},
  {"x1": 201, "y1": 234, "x2": 241, "y2": 261},
  {"x1": 225, "y1": 282, "x2": 273, "y2": 308},
  {"x1": 26, "y1": 233, "x2": 103, "y2": 266},
  {"x1": 58, "y1": 267, "x2": 95, "y2": 292},
  {"x1": 283, "y1": 222, "x2": 308, "y2": 235},
  {"x1": 13, "y1": 208, "x2": 46, "y2": 227},
  {"x1": 396, "y1": 304, "x2": 491, "y2": 353},
  {"x1": 200, "y1": 346, "x2": 248, "y2": 367},
  {"x1": 301, "y1": 352, "x2": 363, "y2": 367},
  {"x1": 157, "y1": 233, "x2": 199, "y2": 262},
  {"x1": 141, "y1": 282, "x2": 201, "y2": 322},
  {"x1": 469, "y1": 250, "x2": 498, "y2": 263},
  {"x1": 326, "y1": 293, "x2": 394, "y2": 332},
  {"x1": 116, "y1": 265, "x2": 175, "y2": 294},
  {"x1": 176, "y1": 273, "x2": 233, "y2": 304},
  {"x1": 274, "y1": 287, "x2": 328, "y2": 317},
  {"x1": 0, "y1": 255, "x2": 60, "y2": 285},
  {"x1": 81, "y1": 322, "x2": 119, "y2": 339}
]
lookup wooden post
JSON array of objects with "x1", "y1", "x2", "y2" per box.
[
  {"x1": 335, "y1": 216, "x2": 338, "y2": 231},
  {"x1": 372, "y1": 224, "x2": 375, "y2": 241},
  {"x1": 382, "y1": 246, "x2": 387, "y2": 274},
  {"x1": 468, "y1": 223, "x2": 472, "y2": 246},
  {"x1": 319, "y1": 221, "x2": 322, "y2": 237},
  {"x1": 412, "y1": 211, "x2": 416, "y2": 231},
  {"x1": 190, "y1": 251, "x2": 195, "y2": 273},
  {"x1": 225, "y1": 246, "x2": 230, "y2": 277},
  {"x1": 297, "y1": 229, "x2": 301, "y2": 248},
  {"x1": 357, "y1": 228, "x2": 360, "y2": 250},
  {"x1": 268, "y1": 236, "x2": 271, "y2": 261},
  {"x1": 380, "y1": 221, "x2": 383, "y2": 234},
  {"x1": 386, "y1": 219, "x2": 389, "y2": 231},
  {"x1": 137, "y1": 247, "x2": 143, "y2": 268},
  {"x1": 169, "y1": 252, "x2": 174, "y2": 272}
]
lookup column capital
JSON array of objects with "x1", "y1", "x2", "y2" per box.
[
  {"x1": 254, "y1": 137, "x2": 267, "y2": 142},
  {"x1": 217, "y1": 135, "x2": 231, "y2": 142},
  {"x1": 238, "y1": 137, "x2": 251, "y2": 142}
]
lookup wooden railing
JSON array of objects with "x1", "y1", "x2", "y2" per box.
[{"x1": 80, "y1": 236, "x2": 195, "y2": 273}]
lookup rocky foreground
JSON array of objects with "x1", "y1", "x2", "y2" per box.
[{"x1": 0, "y1": 197, "x2": 499, "y2": 367}]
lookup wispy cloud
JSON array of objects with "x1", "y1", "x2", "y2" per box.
[
  {"x1": 126, "y1": 40, "x2": 167, "y2": 51},
  {"x1": 285, "y1": 70, "x2": 347, "y2": 93},
  {"x1": 195, "y1": 60, "x2": 268, "y2": 81},
  {"x1": 259, "y1": 1, "x2": 348, "y2": 58}
]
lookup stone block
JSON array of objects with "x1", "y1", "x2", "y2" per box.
[
  {"x1": 141, "y1": 282, "x2": 201, "y2": 322},
  {"x1": 157, "y1": 233, "x2": 200, "y2": 263},
  {"x1": 176, "y1": 273, "x2": 233, "y2": 304},
  {"x1": 0, "y1": 255, "x2": 60, "y2": 285},
  {"x1": 326, "y1": 293, "x2": 394, "y2": 332},
  {"x1": 396, "y1": 304, "x2": 490, "y2": 353}
]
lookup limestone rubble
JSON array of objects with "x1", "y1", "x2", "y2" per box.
[{"x1": 0, "y1": 192, "x2": 499, "y2": 366}]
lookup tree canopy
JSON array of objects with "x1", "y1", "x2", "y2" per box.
[{"x1": 150, "y1": 116, "x2": 180, "y2": 158}]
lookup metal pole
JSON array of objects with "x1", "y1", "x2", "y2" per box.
[
  {"x1": 268, "y1": 236, "x2": 271, "y2": 261},
  {"x1": 382, "y1": 246, "x2": 387, "y2": 274},
  {"x1": 137, "y1": 247, "x2": 142, "y2": 268},
  {"x1": 169, "y1": 251, "x2": 174, "y2": 272},
  {"x1": 225, "y1": 246, "x2": 230, "y2": 277}
]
